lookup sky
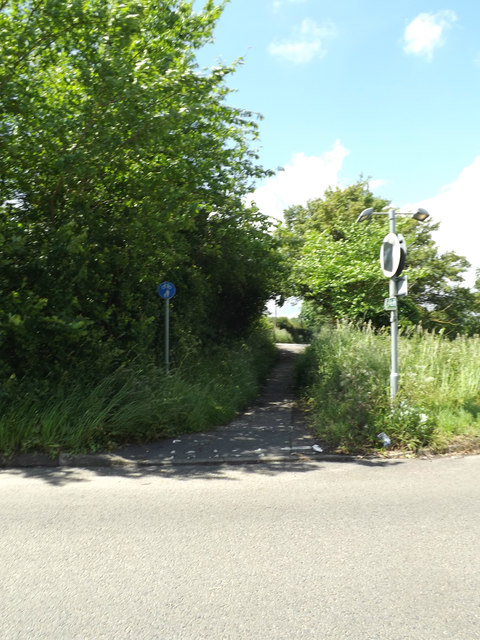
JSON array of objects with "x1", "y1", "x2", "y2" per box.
[{"x1": 195, "y1": 0, "x2": 480, "y2": 313}]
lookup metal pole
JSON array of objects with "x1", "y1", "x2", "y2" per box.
[
  {"x1": 389, "y1": 277, "x2": 399, "y2": 401},
  {"x1": 165, "y1": 298, "x2": 170, "y2": 374},
  {"x1": 389, "y1": 209, "x2": 399, "y2": 401}
]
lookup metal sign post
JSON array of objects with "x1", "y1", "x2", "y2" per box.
[
  {"x1": 357, "y1": 206, "x2": 430, "y2": 404},
  {"x1": 389, "y1": 274, "x2": 400, "y2": 401},
  {"x1": 388, "y1": 209, "x2": 399, "y2": 401},
  {"x1": 157, "y1": 282, "x2": 176, "y2": 374},
  {"x1": 379, "y1": 210, "x2": 406, "y2": 402}
]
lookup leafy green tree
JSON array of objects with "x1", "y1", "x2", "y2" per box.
[
  {"x1": 0, "y1": 0, "x2": 280, "y2": 378},
  {"x1": 279, "y1": 181, "x2": 479, "y2": 335}
]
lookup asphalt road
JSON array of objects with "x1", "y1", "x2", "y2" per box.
[{"x1": 1, "y1": 456, "x2": 480, "y2": 640}]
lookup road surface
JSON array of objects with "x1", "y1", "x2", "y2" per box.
[{"x1": 1, "y1": 456, "x2": 480, "y2": 639}]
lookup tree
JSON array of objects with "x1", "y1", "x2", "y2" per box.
[
  {"x1": 0, "y1": 0, "x2": 281, "y2": 378},
  {"x1": 279, "y1": 180, "x2": 480, "y2": 335}
]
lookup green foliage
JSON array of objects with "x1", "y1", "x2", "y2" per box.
[
  {"x1": 272, "y1": 327, "x2": 294, "y2": 343},
  {"x1": 296, "y1": 322, "x2": 480, "y2": 454},
  {"x1": 0, "y1": 327, "x2": 277, "y2": 457},
  {"x1": 0, "y1": 0, "x2": 281, "y2": 379},
  {"x1": 279, "y1": 180, "x2": 480, "y2": 335},
  {"x1": 268, "y1": 316, "x2": 311, "y2": 343}
]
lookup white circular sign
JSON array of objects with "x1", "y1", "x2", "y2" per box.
[{"x1": 380, "y1": 233, "x2": 406, "y2": 278}]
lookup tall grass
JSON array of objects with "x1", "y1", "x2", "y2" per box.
[
  {"x1": 0, "y1": 327, "x2": 277, "y2": 458},
  {"x1": 296, "y1": 321, "x2": 480, "y2": 454}
]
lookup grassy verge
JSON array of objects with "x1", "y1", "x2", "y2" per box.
[
  {"x1": 0, "y1": 327, "x2": 277, "y2": 458},
  {"x1": 295, "y1": 321, "x2": 480, "y2": 455}
]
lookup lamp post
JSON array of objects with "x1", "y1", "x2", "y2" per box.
[{"x1": 356, "y1": 207, "x2": 430, "y2": 401}]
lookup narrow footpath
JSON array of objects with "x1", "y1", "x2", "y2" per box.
[
  {"x1": 64, "y1": 343, "x2": 324, "y2": 468},
  {"x1": 105, "y1": 343, "x2": 322, "y2": 466}
]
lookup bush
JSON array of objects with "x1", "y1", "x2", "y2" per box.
[{"x1": 0, "y1": 0, "x2": 281, "y2": 381}]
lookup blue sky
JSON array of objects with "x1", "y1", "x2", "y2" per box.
[{"x1": 195, "y1": 0, "x2": 480, "y2": 312}]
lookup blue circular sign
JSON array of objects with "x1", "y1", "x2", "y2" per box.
[{"x1": 158, "y1": 282, "x2": 176, "y2": 300}]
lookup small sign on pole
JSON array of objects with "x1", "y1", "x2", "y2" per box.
[
  {"x1": 157, "y1": 282, "x2": 176, "y2": 373},
  {"x1": 384, "y1": 297, "x2": 397, "y2": 311}
]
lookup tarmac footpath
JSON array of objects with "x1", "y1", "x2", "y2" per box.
[{"x1": 1, "y1": 344, "x2": 332, "y2": 470}]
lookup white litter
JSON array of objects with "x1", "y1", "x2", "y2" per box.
[
  {"x1": 312, "y1": 444, "x2": 323, "y2": 453},
  {"x1": 377, "y1": 432, "x2": 391, "y2": 448}
]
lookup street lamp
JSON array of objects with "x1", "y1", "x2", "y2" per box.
[
  {"x1": 355, "y1": 207, "x2": 430, "y2": 225},
  {"x1": 356, "y1": 206, "x2": 430, "y2": 401}
]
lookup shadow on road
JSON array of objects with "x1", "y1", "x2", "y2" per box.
[{"x1": 1, "y1": 456, "x2": 405, "y2": 487}]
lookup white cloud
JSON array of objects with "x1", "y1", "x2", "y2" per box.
[
  {"x1": 404, "y1": 156, "x2": 480, "y2": 287},
  {"x1": 269, "y1": 18, "x2": 337, "y2": 64},
  {"x1": 403, "y1": 10, "x2": 457, "y2": 60},
  {"x1": 369, "y1": 178, "x2": 388, "y2": 192},
  {"x1": 248, "y1": 140, "x2": 349, "y2": 221}
]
